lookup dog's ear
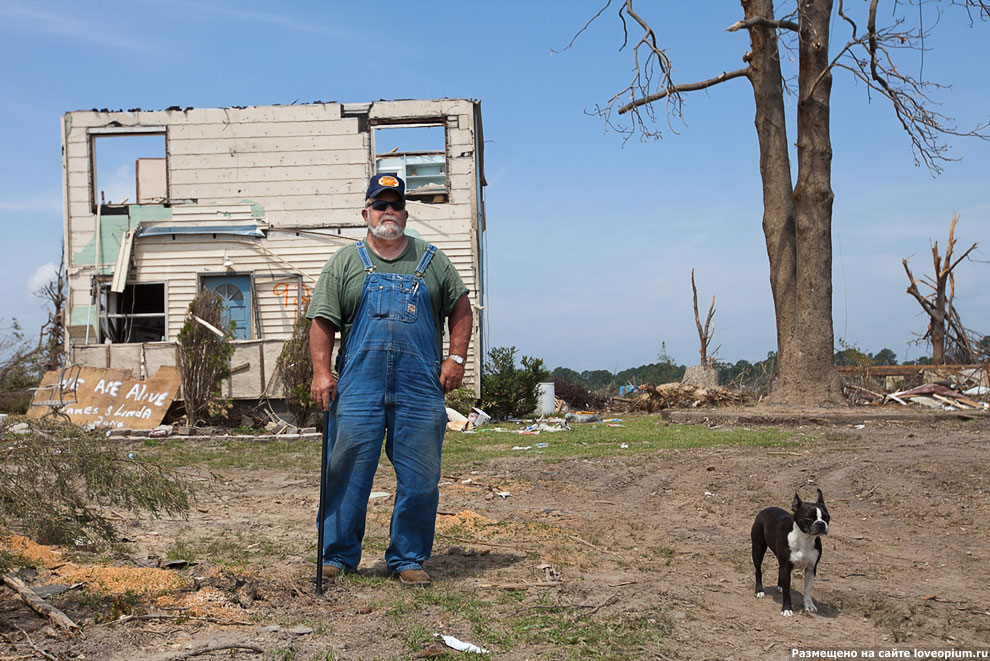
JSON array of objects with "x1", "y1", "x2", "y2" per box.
[
  {"x1": 816, "y1": 488, "x2": 825, "y2": 505},
  {"x1": 792, "y1": 492, "x2": 802, "y2": 511}
]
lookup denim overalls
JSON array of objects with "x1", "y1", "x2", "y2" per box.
[{"x1": 320, "y1": 240, "x2": 447, "y2": 574}]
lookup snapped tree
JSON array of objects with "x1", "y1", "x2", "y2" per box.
[
  {"x1": 569, "y1": 0, "x2": 989, "y2": 405},
  {"x1": 902, "y1": 214, "x2": 980, "y2": 364}
]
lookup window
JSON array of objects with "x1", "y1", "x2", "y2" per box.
[
  {"x1": 98, "y1": 282, "x2": 166, "y2": 343},
  {"x1": 90, "y1": 131, "x2": 166, "y2": 209},
  {"x1": 374, "y1": 125, "x2": 447, "y2": 202}
]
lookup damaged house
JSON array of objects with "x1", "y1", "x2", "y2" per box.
[{"x1": 62, "y1": 100, "x2": 486, "y2": 399}]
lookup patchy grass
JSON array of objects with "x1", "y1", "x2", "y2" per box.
[
  {"x1": 133, "y1": 415, "x2": 791, "y2": 474},
  {"x1": 441, "y1": 414, "x2": 793, "y2": 469},
  {"x1": 166, "y1": 530, "x2": 283, "y2": 566},
  {"x1": 136, "y1": 437, "x2": 319, "y2": 472},
  {"x1": 359, "y1": 581, "x2": 671, "y2": 658}
]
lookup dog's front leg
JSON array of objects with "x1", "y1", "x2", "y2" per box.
[
  {"x1": 802, "y1": 567, "x2": 817, "y2": 613},
  {"x1": 777, "y1": 562, "x2": 794, "y2": 616}
]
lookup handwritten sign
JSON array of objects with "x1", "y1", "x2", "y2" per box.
[
  {"x1": 273, "y1": 281, "x2": 311, "y2": 319},
  {"x1": 28, "y1": 366, "x2": 181, "y2": 430}
]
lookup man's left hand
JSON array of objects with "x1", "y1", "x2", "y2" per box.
[{"x1": 440, "y1": 359, "x2": 465, "y2": 393}]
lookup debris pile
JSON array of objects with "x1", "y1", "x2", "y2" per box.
[
  {"x1": 840, "y1": 364, "x2": 989, "y2": 411},
  {"x1": 631, "y1": 383, "x2": 744, "y2": 412},
  {"x1": 885, "y1": 383, "x2": 988, "y2": 411}
]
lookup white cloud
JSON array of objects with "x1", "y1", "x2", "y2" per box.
[
  {"x1": 26, "y1": 262, "x2": 57, "y2": 298},
  {"x1": 0, "y1": 3, "x2": 155, "y2": 50}
]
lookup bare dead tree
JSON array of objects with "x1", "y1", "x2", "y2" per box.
[
  {"x1": 563, "y1": 0, "x2": 990, "y2": 406},
  {"x1": 691, "y1": 269, "x2": 716, "y2": 366},
  {"x1": 35, "y1": 250, "x2": 66, "y2": 374},
  {"x1": 902, "y1": 214, "x2": 979, "y2": 364}
]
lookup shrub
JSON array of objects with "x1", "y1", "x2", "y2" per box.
[
  {"x1": 479, "y1": 346, "x2": 549, "y2": 420},
  {"x1": 275, "y1": 311, "x2": 317, "y2": 426},
  {"x1": 177, "y1": 291, "x2": 234, "y2": 426},
  {"x1": 444, "y1": 386, "x2": 476, "y2": 417}
]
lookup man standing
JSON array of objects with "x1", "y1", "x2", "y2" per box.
[{"x1": 308, "y1": 174, "x2": 472, "y2": 586}]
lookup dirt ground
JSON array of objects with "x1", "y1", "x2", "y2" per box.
[{"x1": 3, "y1": 409, "x2": 990, "y2": 660}]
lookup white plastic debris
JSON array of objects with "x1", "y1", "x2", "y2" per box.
[
  {"x1": 435, "y1": 633, "x2": 490, "y2": 654},
  {"x1": 512, "y1": 445, "x2": 532, "y2": 451},
  {"x1": 368, "y1": 491, "x2": 390, "y2": 500}
]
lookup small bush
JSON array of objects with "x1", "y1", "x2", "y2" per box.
[
  {"x1": 177, "y1": 291, "x2": 234, "y2": 426},
  {"x1": 479, "y1": 346, "x2": 549, "y2": 420},
  {"x1": 275, "y1": 311, "x2": 317, "y2": 426},
  {"x1": 444, "y1": 386, "x2": 476, "y2": 417}
]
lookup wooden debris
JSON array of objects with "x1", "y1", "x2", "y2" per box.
[
  {"x1": 2, "y1": 573, "x2": 79, "y2": 630},
  {"x1": 631, "y1": 383, "x2": 743, "y2": 412}
]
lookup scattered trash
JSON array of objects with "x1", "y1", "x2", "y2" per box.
[
  {"x1": 607, "y1": 423, "x2": 625, "y2": 428},
  {"x1": 618, "y1": 385, "x2": 643, "y2": 397},
  {"x1": 368, "y1": 491, "x2": 390, "y2": 500},
  {"x1": 514, "y1": 430, "x2": 539, "y2": 435},
  {"x1": 468, "y1": 407, "x2": 491, "y2": 428},
  {"x1": 149, "y1": 425, "x2": 172, "y2": 438},
  {"x1": 565, "y1": 412, "x2": 601, "y2": 423},
  {"x1": 528, "y1": 421, "x2": 570, "y2": 433},
  {"x1": 435, "y1": 633, "x2": 490, "y2": 655},
  {"x1": 535, "y1": 442, "x2": 548, "y2": 448},
  {"x1": 512, "y1": 446, "x2": 532, "y2": 451},
  {"x1": 619, "y1": 443, "x2": 629, "y2": 449},
  {"x1": 446, "y1": 407, "x2": 472, "y2": 432},
  {"x1": 603, "y1": 418, "x2": 623, "y2": 423},
  {"x1": 853, "y1": 424, "x2": 866, "y2": 429}
]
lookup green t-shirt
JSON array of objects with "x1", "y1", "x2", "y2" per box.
[{"x1": 306, "y1": 237, "x2": 468, "y2": 360}]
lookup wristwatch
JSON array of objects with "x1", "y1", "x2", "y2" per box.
[{"x1": 447, "y1": 354, "x2": 466, "y2": 365}]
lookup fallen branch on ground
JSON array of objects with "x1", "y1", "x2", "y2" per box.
[{"x1": 2, "y1": 574, "x2": 78, "y2": 630}]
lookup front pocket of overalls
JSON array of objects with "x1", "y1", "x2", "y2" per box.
[{"x1": 367, "y1": 277, "x2": 419, "y2": 323}]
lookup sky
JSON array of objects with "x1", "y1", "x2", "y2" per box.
[{"x1": 1, "y1": 1, "x2": 988, "y2": 373}]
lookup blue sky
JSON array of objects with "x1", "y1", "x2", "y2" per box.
[{"x1": 1, "y1": 1, "x2": 988, "y2": 372}]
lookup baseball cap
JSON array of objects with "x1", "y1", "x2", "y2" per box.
[{"x1": 366, "y1": 173, "x2": 405, "y2": 200}]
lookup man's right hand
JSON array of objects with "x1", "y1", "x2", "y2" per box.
[{"x1": 311, "y1": 372, "x2": 338, "y2": 412}]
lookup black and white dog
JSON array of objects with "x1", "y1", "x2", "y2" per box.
[{"x1": 751, "y1": 488, "x2": 830, "y2": 616}]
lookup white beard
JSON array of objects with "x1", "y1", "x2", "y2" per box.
[{"x1": 370, "y1": 216, "x2": 404, "y2": 239}]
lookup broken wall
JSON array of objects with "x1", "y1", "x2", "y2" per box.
[{"x1": 62, "y1": 100, "x2": 486, "y2": 396}]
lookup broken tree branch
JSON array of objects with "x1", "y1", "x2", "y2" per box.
[
  {"x1": 618, "y1": 68, "x2": 749, "y2": 114},
  {"x1": 10, "y1": 622, "x2": 57, "y2": 661},
  {"x1": 2, "y1": 574, "x2": 79, "y2": 630},
  {"x1": 726, "y1": 16, "x2": 799, "y2": 32}
]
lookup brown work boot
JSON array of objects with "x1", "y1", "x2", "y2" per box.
[
  {"x1": 397, "y1": 568, "x2": 431, "y2": 586},
  {"x1": 321, "y1": 565, "x2": 342, "y2": 579}
]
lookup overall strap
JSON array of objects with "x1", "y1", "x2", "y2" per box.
[
  {"x1": 414, "y1": 244, "x2": 438, "y2": 278},
  {"x1": 354, "y1": 241, "x2": 375, "y2": 272}
]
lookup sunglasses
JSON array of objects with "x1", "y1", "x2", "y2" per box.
[{"x1": 368, "y1": 199, "x2": 406, "y2": 212}]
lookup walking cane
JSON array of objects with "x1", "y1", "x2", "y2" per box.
[{"x1": 316, "y1": 409, "x2": 329, "y2": 595}]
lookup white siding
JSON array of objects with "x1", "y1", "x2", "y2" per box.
[{"x1": 64, "y1": 100, "x2": 485, "y2": 396}]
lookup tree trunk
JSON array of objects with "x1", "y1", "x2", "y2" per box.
[{"x1": 743, "y1": 0, "x2": 844, "y2": 406}]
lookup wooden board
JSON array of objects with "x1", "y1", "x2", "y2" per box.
[{"x1": 28, "y1": 366, "x2": 181, "y2": 430}]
